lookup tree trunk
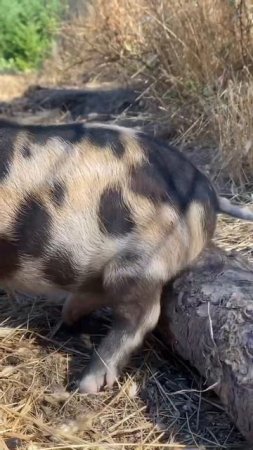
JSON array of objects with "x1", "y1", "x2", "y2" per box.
[{"x1": 158, "y1": 244, "x2": 253, "y2": 443}]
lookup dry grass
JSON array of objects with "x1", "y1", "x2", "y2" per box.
[
  {"x1": 52, "y1": 0, "x2": 253, "y2": 184},
  {"x1": 212, "y1": 76, "x2": 253, "y2": 183},
  {"x1": 0, "y1": 292, "x2": 245, "y2": 450},
  {"x1": 0, "y1": 74, "x2": 38, "y2": 102}
]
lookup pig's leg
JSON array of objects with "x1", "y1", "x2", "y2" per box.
[
  {"x1": 79, "y1": 277, "x2": 162, "y2": 393},
  {"x1": 62, "y1": 291, "x2": 107, "y2": 326}
]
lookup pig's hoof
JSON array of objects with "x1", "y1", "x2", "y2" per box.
[{"x1": 79, "y1": 365, "x2": 118, "y2": 394}]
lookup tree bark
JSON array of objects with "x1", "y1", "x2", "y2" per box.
[{"x1": 158, "y1": 244, "x2": 253, "y2": 443}]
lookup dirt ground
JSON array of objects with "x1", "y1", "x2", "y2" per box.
[{"x1": 0, "y1": 75, "x2": 252, "y2": 450}]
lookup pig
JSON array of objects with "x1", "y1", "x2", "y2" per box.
[{"x1": 0, "y1": 118, "x2": 252, "y2": 394}]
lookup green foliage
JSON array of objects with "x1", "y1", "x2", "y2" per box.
[{"x1": 0, "y1": 0, "x2": 65, "y2": 71}]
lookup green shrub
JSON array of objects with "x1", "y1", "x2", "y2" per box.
[{"x1": 0, "y1": 0, "x2": 64, "y2": 71}]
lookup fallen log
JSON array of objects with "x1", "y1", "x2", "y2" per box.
[{"x1": 158, "y1": 244, "x2": 253, "y2": 443}]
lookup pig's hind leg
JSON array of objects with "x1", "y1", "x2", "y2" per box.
[{"x1": 79, "y1": 258, "x2": 162, "y2": 394}]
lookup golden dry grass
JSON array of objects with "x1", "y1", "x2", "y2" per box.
[
  {"x1": 52, "y1": 0, "x2": 253, "y2": 184},
  {"x1": 0, "y1": 75, "x2": 38, "y2": 102},
  {"x1": 0, "y1": 285, "x2": 246, "y2": 450},
  {"x1": 0, "y1": 303, "x2": 168, "y2": 450}
]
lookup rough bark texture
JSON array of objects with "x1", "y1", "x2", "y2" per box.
[{"x1": 158, "y1": 244, "x2": 253, "y2": 443}]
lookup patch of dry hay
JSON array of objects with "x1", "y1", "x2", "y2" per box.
[
  {"x1": 0, "y1": 283, "x2": 245, "y2": 449},
  {"x1": 216, "y1": 212, "x2": 253, "y2": 262},
  {"x1": 0, "y1": 75, "x2": 38, "y2": 102}
]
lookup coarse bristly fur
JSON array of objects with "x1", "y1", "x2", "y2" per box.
[{"x1": 0, "y1": 118, "x2": 252, "y2": 394}]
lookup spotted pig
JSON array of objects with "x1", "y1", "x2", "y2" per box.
[{"x1": 0, "y1": 118, "x2": 252, "y2": 393}]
